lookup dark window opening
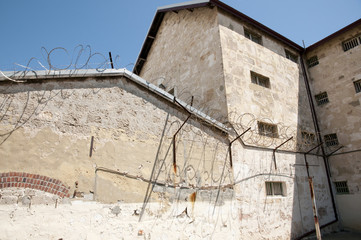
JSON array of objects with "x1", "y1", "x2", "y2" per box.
[
  {"x1": 307, "y1": 56, "x2": 319, "y2": 68},
  {"x1": 251, "y1": 71, "x2": 270, "y2": 88},
  {"x1": 354, "y1": 80, "x2": 361, "y2": 93},
  {"x1": 266, "y1": 182, "x2": 284, "y2": 196},
  {"x1": 285, "y1": 49, "x2": 298, "y2": 63},
  {"x1": 315, "y1": 92, "x2": 329, "y2": 106},
  {"x1": 334, "y1": 181, "x2": 349, "y2": 194},
  {"x1": 301, "y1": 131, "x2": 316, "y2": 145},
  {"x1": 258, "y1": 122, "x2": 278, "y2": 138},
  {"x1": 342, "y1": 36, "x2": 360, "y2": 51},
  {"x1": 244, "y1": 29, "x2": 262, "y2": 45},
  {"x1": 324, "y1": 133, "x2": 339, "y2": 147}
]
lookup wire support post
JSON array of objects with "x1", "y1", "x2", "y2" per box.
[{"x1": 272, "y1": 137, "x2": 293, "y2": 170}]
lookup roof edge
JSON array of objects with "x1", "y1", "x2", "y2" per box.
[
  {"x1": 0, "y1": 68, "x2": 231, "y2": 133},
  {"x1": 306, "y1": 18, "x2": 361, "y2": 52},
  {"x1": 133, "y1": 0, "x2": 304, "y2": 74}
]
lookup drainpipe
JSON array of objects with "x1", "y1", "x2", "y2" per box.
[{"x1": 298, "y1": 53, "x2": 339, "y2": 238}]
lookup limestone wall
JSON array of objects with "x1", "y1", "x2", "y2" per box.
[
  {"x1": 0, "y1": 75, "x2": 231, "y2": 204},
  {"x1": 306, "y1": 24, "x2": 361, "y2": 231},
  {"x1": 218, "y1": 10, "x2": 315, "y2": 151},
  {"x1": 139, "y1": 7, "x2": 228, "y2": 121}
]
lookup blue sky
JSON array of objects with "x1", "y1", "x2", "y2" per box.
[{"x1": 0, "y1": 0, "x2": 360, "y2": 71}]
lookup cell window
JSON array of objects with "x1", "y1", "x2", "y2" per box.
[
  {"x1": 258, "y1": 121, "x2": 278, "y2": 138},
  {"x1": 307, "y1": 56, "x2": 319, "y2": 68},
  {"x1": 354, "y1": 79, "x2": 361, "y2": 93},
  {"x1": 285, "y1": 49, "x2": 298, "y2": 63},
  {"x1": 301, "y1": 131, "x2": 316, "y2": 145},
  {"x1": 315, "y1": 92, "x2": 329, "y2": 106},
  {"x1": 334, "y1": 181, "x2": 349, "y2": 194},
  {"x1": 266, "y1": 182, "x2": 284, "y2": 196},
  {"x1": 324, "y1": 133, "x2": 339, "y2": 147},
  {"x1": 244, "y1": 28, "x2": 262, "y2": 45},
  {"x1": 342, "y1": 36, "x2": 360, "y2": 51},
  {"x1": 251, "y1": 71, "x2": 270, "y2": 88}
]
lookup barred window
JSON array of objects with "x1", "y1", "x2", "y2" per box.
[
  {"x1": 258, "y1": 122, "x2": 278, "y2": 138},
  {"x1": 342, "y1": 35, "x2": 360, "y2": 51},
  {"x1": 266, "y1": 182, "x2": 284, "y2": 196},
  {"x1": 307, "y1": 56, "x2": 319, "y2": 68},
  {"x1": 244, "y1": 28, "x2": 262, "y2": 45},
  {"x1": 334, "y1": 181, "x2": 349, "y2": 194},
  {"x1": 315, "y1": 92, "x2": 329, "y2": 106},
  {"x1": 251, "y1": 71, "x2": 270, "y2": 88},
  {"x1": 301, "y1": 131, "x2": 316, "y2": 145},
  {"x1": 354, "y1": 80, "x2": 361, "y2": 93},
  {"x1": 285, "y1": 49, "x2": 298, "y2": 63},
  {"x1": 324, "y1": 133, "x2": 339, "y2": 147}
]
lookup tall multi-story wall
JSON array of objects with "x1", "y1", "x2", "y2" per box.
[
  {"x1": 305, "y1": 19, "x2": 361, "y2": 231},
  {"x1": 135, "y1": 0, "x2": 339, "y2": 238}
]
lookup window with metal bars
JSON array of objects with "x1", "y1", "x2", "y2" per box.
[
  {"x1": 315, "y1": 92, "x2": 329, "y2": 106},
  {"x1": 334, "y1": 181, "x2": 349, "y2": 194},
  {"x1": 301, "y1": 131, "x2": 316, "y2": 145},
  {"x1": 285, "y1": 49, "x2": 298, "y2": 63},
  {"x1": 258, "y1": 121, "x2": 278, "y2": 138},
  {"x1": 324, "y1": 133, "x2": 339, "y2": 147},
  {"x1": 266, "y1": 182, "x2": 284, "y2": 196},
  {"x1": 244, "y1": 28, "x2": 262, "y2": 45},
  {"x1": 251, "y1": 71, "x2": 270, "y2": 88},
  {"x1": 307, "y1": 55, "x2": 319, "y2": 68},
  {"x1": 342, "y1": 35, "x2": 360, "y2": 51},
  {"x1": 354, "y1": 80, "x2": 361, "y2": 93}
]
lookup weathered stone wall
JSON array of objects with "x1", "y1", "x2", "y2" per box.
[
  {"x1": 140, "y1": 7, "x2": 228, "y2": 122},
  {"x1": 218, "y1": 10, "x2": 315, "y2": 150},
  {"x1": 0, "y1": 75, "x2": 232, "y2": 203},
  {"x1": 306, "y1": 24, "x2": 361, "y2": 231}
]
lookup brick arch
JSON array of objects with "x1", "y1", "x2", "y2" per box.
[{"x1": 0, "y1": 172, "x2": 70, "y2": 198}]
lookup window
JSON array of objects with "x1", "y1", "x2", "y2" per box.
[
  {"x1": 324, "y1": 133, "x2": 339, "y2": 147},
  {"x1": 266, "y1": 182, "x2": 284, "y2": 196},
  {"x1": 354, "y1": 80, "x2": 361, "y2": 93},
  {"x1": 285, "y1": 49, "x2": 298, "y2": 63},
  {"x1": 251, "y1": 71, "x2": 270, "y2": 88},
  {"x1": 334, "y1": 181, "x2": 349, "y2": 194},
  {"x1": 301, "y1": 131, "x2": 316, "y2": 145},
  {"x1": 258, "y1": 122, "x2": 278, "y2": 138},
  {"x1": 315, "y1": 92, "x2": 329, "y2": 106},
  {"x1": 244, "y1": 28, "x2": 262, "y2": 45},
  {"x1": 307, "y1": 56, "x2": 319, "y2": 68},
  {"x1": 342, "y1": 35, "x2": 361, "y2": 51}
]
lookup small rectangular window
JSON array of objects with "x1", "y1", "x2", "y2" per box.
[
  {"x1": 315, "y1": 92, "x2": 329, "y2": 106},
  {"x1": 266, "y1": 182, "x2": 284, "y2": 196},
  {"x1": 307, "y1": 56, "x2": 319, "y2": 68},
  {"x1": 334, "y1": 181, "x2": 349, "y2": 194},
  {"x1": 301, "y1": 131, "x2": 316, "y2": 145},
  {"x1": 342, "y1": 35, "x2": 360, "y2": 51},
  {"x1": 285, "y1": 49, "x2": 298, "y2": 63},
  {"x1": 244, "y1": 28, "x2": 262, "y2": 45},
  {"x1": 324, "y1": 133, "x2": 339, "y2": 147},
  {"x1": 251, "y1": 71, "x2": 270, "y2": 88},
  {"x1": 258, "y1": 121, "x2": 278, "y2": 138},
  {"x1": 354, "y1": 80, "x2": 361, "y2": 93}
]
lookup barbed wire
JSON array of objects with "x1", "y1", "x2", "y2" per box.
[{"x1": 0, "y1": 45, "x2": 135, "y2": 82}]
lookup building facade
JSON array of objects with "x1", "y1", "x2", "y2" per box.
[{"x1": 0, "y1": 0, "x2": 360, "y2": 239}]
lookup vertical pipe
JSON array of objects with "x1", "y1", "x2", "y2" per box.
[{"x1": 300, "y1": 55, "x2": 338, "y2": 221}]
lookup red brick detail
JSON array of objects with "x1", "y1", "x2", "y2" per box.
[{"x1": 0, "y1": 172, "x2": 70, "y2": 198}]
